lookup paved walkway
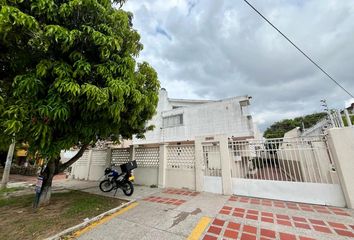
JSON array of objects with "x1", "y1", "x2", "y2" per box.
[
  {"x1": 60, "y1": 181, "x2": 354, "y2": 240},
  {"x1": 9, "y1": 173, "x2": 67, "y2": 183}
]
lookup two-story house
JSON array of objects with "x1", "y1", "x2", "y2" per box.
[{"x1": 133, "y1": 88, "x2": 258, "y2": 145}]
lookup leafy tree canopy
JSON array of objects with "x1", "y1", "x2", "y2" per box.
[
  {"x1": 263, "y1": 112, "x2": 327, "y2": 138},
  {"x1": 0, "y1": 0, "x2": 160, "y2": 161}
]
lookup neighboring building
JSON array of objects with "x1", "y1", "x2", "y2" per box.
[
  {"x1": 300, "y1": 118, "x2": 331, "y2": 137},
  {"x1": 133, "y1": 88, "x2": 257, "y2": 145},
  {"x1": 346, "y1": 102, "x2": 354, "y2": 114}
]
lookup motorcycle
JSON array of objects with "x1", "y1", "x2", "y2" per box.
[{"x1": 99, "y1": 160, "x2": 137, "y2": 196}]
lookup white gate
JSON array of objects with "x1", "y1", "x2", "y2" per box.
[
  {"x1": 229, "y1": 135, "x2": 346, "y2": 207},
  {"x1": 202, "y1": 142, "x2": 222, "y2": 194}
]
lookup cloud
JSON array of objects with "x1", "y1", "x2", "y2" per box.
[
  {"x1": 155, "y1": 25, "x2": 172, "y2": 40},
  {"x1": 124, "y1": 0, "x2": 354, "y2": 131}
]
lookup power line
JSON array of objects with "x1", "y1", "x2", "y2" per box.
[{"x1": 243, "y1": 0, "x2": 354, "y2": 99}]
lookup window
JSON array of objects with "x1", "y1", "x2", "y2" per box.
[
  {"x1": 240, "y1": 100, "x2": 250, "y2": 116},
  {"x1": 163, "y1": 114, "x2": 183, "y2": 128}
]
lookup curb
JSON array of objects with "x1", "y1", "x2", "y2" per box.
[{"x1": 45, "y1": 199, "x2": 136, "y2": 240}]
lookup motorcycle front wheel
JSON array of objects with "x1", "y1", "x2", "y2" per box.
[
  {"x1": 99, "y1": 179, "x2": 114, "y2": 192},
  {"x1": 122, "y1": 181, "x2": 134, "y2": 196}
]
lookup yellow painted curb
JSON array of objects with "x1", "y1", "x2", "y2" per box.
[
  {"x1": 187, "y1": 216, "x2": 211, "y2": 240},
  {"x1": 72, "y1": 202, "x2": 139, "y2": 238}
]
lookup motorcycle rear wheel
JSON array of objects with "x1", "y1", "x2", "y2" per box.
[
  {"x1": 122, "y1": 181, "x2": 134, "y2": 196},
  {"x1": 99, "y1": 180, "x2": 114, "y2": 192}
]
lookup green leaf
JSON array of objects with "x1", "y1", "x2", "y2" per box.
[{"x1": 0, "y1": 0, "x2": 159, "y2": 162}]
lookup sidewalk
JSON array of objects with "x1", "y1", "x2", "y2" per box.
[{"x1": 59, "y1": 181, "x2": 354, "y2": 240}]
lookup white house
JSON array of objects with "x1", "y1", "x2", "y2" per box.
[{"x1": 133, "y1": 88, "x2": 258, "y2": 145}]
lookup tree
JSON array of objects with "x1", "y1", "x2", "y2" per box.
[
  {"x1": 0, "y1": 0, "x2": 160, "y2": 205},
  {"x1": 263, "y1": 112, "x2": 327, "y2": 138}
]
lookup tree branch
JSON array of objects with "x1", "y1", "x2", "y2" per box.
[{"x1": 59, "y1": 144, "x2": 89, "y2": 172}]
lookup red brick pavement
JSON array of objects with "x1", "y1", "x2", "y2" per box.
[
  {"x1": 219, "y1": 206, "x2": 354, "y2": 238},
  {"x1": 200, "y1": 195, "x2": 354, "y2": 240},
  {"x1": 203, "y1": 218, "x2": 317, "y2": 240},
  {"x1": 229, "y1": 196, "x2": 351, "y2": 217},
  {"x1": 143, "y1": 196, "x2": 186, "y2": 206},
  {"x1": 163, "y1": 188, "x2": 199, "y2": 196}
]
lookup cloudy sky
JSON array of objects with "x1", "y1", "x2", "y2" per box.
[{"x1": 123, "y1": 0, "x2": 354, "y2": 131}]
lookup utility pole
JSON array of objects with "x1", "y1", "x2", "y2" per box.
[{"x1": 1, "y1": 138, "x2": 15, "y2": 189}]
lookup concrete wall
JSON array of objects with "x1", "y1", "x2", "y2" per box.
[
  {"x1": 327, "y1": 127, "x2": 354, "y2": 208},
  {"x1": 88, "y1": 165, "x2": 107, "y2": 180},
  {"x1": 133, "y1": 167, "x2": 159, "y2": 186},
  {"x1": 71, "y1": 164, "x2": 89, "y2": 180},
  {"x1": 203, "y1": 176, "x2": 222, "y2": 194},
  {"x1": 87, "y1": 150, "x2": 108, "y2": 181},
  {"x1": 165, "y1": 169, "x2": 195, "y2": 190},
  {"x1": 283, "y1": 127, "x2": 301, "y2": 138},
  {"x1": 133, "y1": 89, "x2": 254, "y2": 145},
  {"x1": 232, "y1": 178, "x2": 346, "y2": 207},
  {"x1": 70, "y1": 151, "x2": 90, "y2": 180},
  {"x1": 67, "y1": 132, "x2": 351, "y2": 208},
  {"x1": 70, "y1": 150, "x2": 109, "y2": 181}
]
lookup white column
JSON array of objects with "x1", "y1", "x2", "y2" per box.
[
  {"x1": 327, "y1": 127, "x2": 354, "y2": 208},
  {"x1": 129, "y1": 145, "x2": 136, "y2": 161},
  {"x1": 106, "y1": 147, "x2": 112, "y2": 167},
  {"x1": 337, "y1": 109, "x2": 344, "y2": 127},
  {"x1": 86, "y1": 150, "x2": 93, "y2": 180},
  {"x1": 344, "y1": 109, "x2": 352, "y2": 127},
  {"x1": 158, "y1": 144, "x2": 167, "y2": 188},
  {"x1": 195, "y1": 137, "x2": 204, "y2": 192},
  {"x1": 217, "y1": 135, "x2": 233, "y2": 195}
]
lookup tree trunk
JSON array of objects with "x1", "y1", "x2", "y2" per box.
[
  {"x1": 0, "y1": 139, "x2": 16, "y2": 189},
  {"x1": 36, "y1": 144, "x2": 89, "y2": 207},
  {"x1": 37, "y1": 159, "x2": 55, "y2": 206}
]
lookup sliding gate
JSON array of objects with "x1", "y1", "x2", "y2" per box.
[{"x1": 228, "y1": 135, "x2": 346, "y2": 207}]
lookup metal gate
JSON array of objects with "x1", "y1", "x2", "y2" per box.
[
  {"x1": 228, "y1": 135, "x2": 346, "y2": 207},
  {"x1": 202, "y1": 142, "x2": 222, "y2": 194}
]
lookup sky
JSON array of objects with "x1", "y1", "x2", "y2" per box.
[{"x1": 123, "y1": 0, "x2": 354, "y2": 131}]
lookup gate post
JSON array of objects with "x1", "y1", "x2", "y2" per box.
[
  {"x1": 158, "y1": 144, "x2": 167, "y2": 188},
  {"x1": 344, "y1": 109, "x2": 352, "y2": 127},
  {"x1": 217, "y1": 135, "x2": 233, "y2": 195},
  {"x1": 106, "y1": 147, "x2": 112, "y2": 167},
  {"x1": 195, "y1": 136, "x2": 204, "y2": 192},
  {"x1": 129, "y1": 145, "x2": 136, "y2": 161},
  {"x1": 327, "y1": 127, "x2": 354, "y2": 208}
]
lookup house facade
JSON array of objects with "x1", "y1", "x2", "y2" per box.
[{"x1": 133, "y1": 88, "x2": 258, "y2": 145}]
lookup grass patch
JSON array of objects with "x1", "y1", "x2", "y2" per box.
[
  {"x1": 0, "y1": 186, "x2": 25, "y2": 194},
  {"x1": 0, "y1": 190, "x2": 126, "y2": 240}
]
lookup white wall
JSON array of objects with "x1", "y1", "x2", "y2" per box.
[
  {"x1": 232, "y1": 178, "x2": 346, "y2": 207},
  {"x1": 327, "y1": 127, "x2": 354, "y2": 208},
  {"x1": 70, "y1": 151, "x2": 90, "y2": 180},
  {"x1": 165, "y1": 169, "x2": 195, "y2": 190},
  {"x1": 134, "y1": 89, "x2": 254, "y2": 145},
  {"x1": 283, "y1": 127, "x2": 301, "y2": 138},
  {"x1": 203, "y1": 176, "x2": 223, "y2": 194},
  {"x1": 88, "y1": 150, "x2": 108, "y2": 181},
  {"x1": 133, "y1": 167, "x2": 159, "y2": 186},
  {"x1": 70, "y1": 150, "x2": 109, "y2": 181}
]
